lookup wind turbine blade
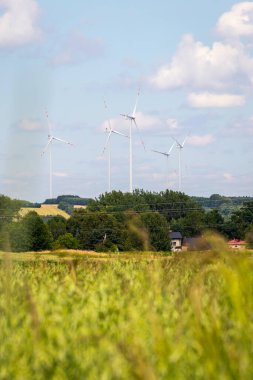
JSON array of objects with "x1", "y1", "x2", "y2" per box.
[
  {"x1": 42, "y1": 137, "x2": 53, "y2": 155},
  {"x1": 104, "y1": 99, "x2": 113, "y2": 132},
  {"x1": 52, "y1": 136, "x2": 74, "y2": 146},
  {"x1": 152, "y1": 149, "x2": 168, "y2": 157},
  {"x1": 112, "y1": 130, "x2": 129, "y2": 138},
  {"x1": 168, "y1": 141, "x2": 176, "y2": 154},
  {"x1": 102, "y1": 129, "x2": 112, "y2": 155},
  {"x1": 133, "y1": 119, "x2": 146, "y2": 151},
  {"x1": 182, "y1": 136, "x2": 188, "y2": 147},
  {"x1": 171, "y1": 136, "x2": 183, "y2": 148},
  {"x1": 132, "y1": 88, "x2": 140, "y2": 117}
]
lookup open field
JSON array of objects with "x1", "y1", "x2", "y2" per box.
[
  {"x1": 19, "y1": 205, "x2": 70, "y2": 219},
  {"x1": 0, "y1": 249, "x2": 253, "y2": 379}
]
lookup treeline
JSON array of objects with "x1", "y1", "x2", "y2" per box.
[
  {"x1": 0, "y1": 210, "x2": 171, "y2": 253},
  {"x1": 192, "y1": 193, "x2": 253, "y2": 217},
  {"x1": 88, "y1": 190, "x2": 253, "y2": 240},
  {"x1": 1, "y1": 190, "x2": 253, "y2": 252}
]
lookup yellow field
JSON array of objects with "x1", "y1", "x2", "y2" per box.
[
  {"x1": 19, "y1": 204, "x2": 70, "y2": 219},
  {"x1": 0, "y1": 249, "x2": 167, "y2": 262}
]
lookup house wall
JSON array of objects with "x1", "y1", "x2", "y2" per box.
[{"x1": 171, "y1": 238, "x2": 182, "y2": 251}]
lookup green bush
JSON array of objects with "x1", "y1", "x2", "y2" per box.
[
  {"x1": 53, "y1": 233, "x2": 79, "y2": 250},
  {"x1": 8, "y1": 211, "x2": 53, "y2": 252}
]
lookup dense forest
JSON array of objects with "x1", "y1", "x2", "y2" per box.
[{"x1": 1, "y1": 191, "x2": 253, "y2": 252}]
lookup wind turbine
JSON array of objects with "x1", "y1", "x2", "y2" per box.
[
  {"x1": 102, "y1": 101, "x2": 128, "y2": 193},
  {"x1": 120, "y1": 89, "x2": 145, "y2": 193},
  {"x1": 42, "y1": 111, "x2": 73, "y2": 199},
  {"x1": 152, "y1": 141, "x2": 175, "y2": 189},
  {"x1": 172, "y1": 135, "x2": 188, "y2": 192}
]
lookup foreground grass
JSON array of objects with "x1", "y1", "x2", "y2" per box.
[{"x1": 0, "y1": 250, "x2": 253, "y2": 379}]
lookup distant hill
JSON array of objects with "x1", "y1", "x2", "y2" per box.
[
  {"x1": 44, "y1": 195, "x2": 92, "y2": 205},
  {"x1": 43, "y1": 195, "x2": 92, "y2": 214},
  {"x1": 191, "y1": 194, "x2": 253, "y2": 217}
]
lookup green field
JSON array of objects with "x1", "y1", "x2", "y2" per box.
[{"x1": 0, "y1": 248, "x2": 253, "y2": 380}]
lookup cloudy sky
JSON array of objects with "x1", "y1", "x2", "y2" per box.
[{"x1": 1, "y1": 0, "x2": 253, "y2": 202}]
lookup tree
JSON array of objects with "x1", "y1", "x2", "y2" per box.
[
  {"x1": 223, "y1": 202, "x2": 253, "y2": 239},
  {"x1": 67, "y1": 210, "x2": 126, "y2": 251},
  {"x1": 47, "y1": 216, "x2": 67, "y2": 240},
  {"x1": 9, "y1": 212, "x2": 53, "y2": 252},
  {"x1": 140, "y1": 212, "x2": 171, "y2": 251},
  {"x1": 204, "y1": 209, "x2": 224, "y2": 232},
  {"x1": 0, "y1": 195, "x2": 24, "y2": 250},
  {"x1": 171, "y1": 209, "x2": 205, "y2": 237},
  {"x1": 53, "y1": 233, "x2": 79, "y2": 250}
]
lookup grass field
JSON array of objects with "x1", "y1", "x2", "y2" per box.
[{"x1": 0, "y1": 246, "x2": 253, "y2": 379}]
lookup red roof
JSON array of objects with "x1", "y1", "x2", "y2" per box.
[{"x1": 228, "y1": 239, "x2": 246, "y2": 245}]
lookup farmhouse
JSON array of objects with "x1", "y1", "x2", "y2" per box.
[
  {"x1": 227, "y1": 239, "x2": 246, "y2": 250},
  {"x1": 170, "y1": 231, "x2": 183, "y2": 252}
]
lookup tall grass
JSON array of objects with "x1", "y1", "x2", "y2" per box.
[{"x1": 0, "y1": 247, "x2": 253, "y2": 379}]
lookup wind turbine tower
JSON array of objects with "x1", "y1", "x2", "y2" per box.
[
  {"x1": 42, "y1": 111, "x2": 73, "y2": 199},
  {"x1": 102, "y1": 101, "x2": 128, "y2": 192},
  {"x1": 172, "y1": 136, "x2": 188, "y2": 192},
  {"x1": 120, "y1": 89, "x2": 145, "y2": 193},
  {"x1": 152, "y1": 142, "x2": 175, "y2": 189}
]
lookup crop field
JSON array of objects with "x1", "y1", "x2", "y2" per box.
[
  {"x1": 0, "y1": 247, "x2": 253, "y2": 380},
  {"x1": 19, "y1": 205, "x2": 70, "y2": 219}
]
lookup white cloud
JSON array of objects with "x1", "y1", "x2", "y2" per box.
[
  {"x1": 135, "y1": 112, "x2": 162, "y2": 130},
  {"x1": 19, "y1": 118, "x2": 42, "y2": 131},
  {"x1": 166, "y1": 118, "x2": 179, "y2": 130},
  {"x1": 187, "y1": 92, "x2": 245, "y2": 108},
  {"x1": 149, "y1": 34, "x2": 253, "y2": 91},
  {"x1": 0, "y1": 0, "x2": 41, "y2": 47},
  {"x1": 51, "y1": 31, "x2": 105, "y2": 66},
  {"x1": 101, "y1": 111, "x2": 162, "y2": 132},
  {"x1": 100, "y1": 116, "x2": 125, "y2": 132},
  {"x1": 187, "y1": 134, "x2": 215, "y2": 146},
  {"x1": 216, "y1": 2, "x2": 253, "y2": 38}
]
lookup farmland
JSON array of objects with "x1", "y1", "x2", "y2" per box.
[
  {"x1": 19, "y1": 205, "x2": 70, "y2": 219},
  {"x1": 0, "y1": 247, "x2": 253, "y2": 379}
]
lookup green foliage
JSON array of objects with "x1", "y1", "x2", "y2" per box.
[
  {"x1": 47, "y1": 216, "x2": 67, "y2": 240},
  {"x1": 88, "y1": 190, "x2": 150, "y2": 212},
  {"x1": 0, "y1": 194, "x2": 23, "y2": 226},
  {"x1": 88, "y1": 189, "x2": 202, "y2": 223},
  {"x1": 204, "y1": 209, "x2": 225, "y2": 231},
  {"x1": 223, "y1": 202, "x2": 253, "y2": 239},
  {"x1": 0, "y1": 194, "x2": 25, "y2": 250},
  {"x1": 67, "y1": 210, "x2": 127, "y2": 251},
  {"x1": 171, "y1": 209, "x2": 205, "y2": 237},
  {"x1": 44, "y1": 195, "x2": 92, "y2": 206},
  {"x1": 58, "y1": 201, "x2": 74, "y2": 215},
  {"x1": 0, "y1": 250, "x2": 253, "y2": 379},
  {"x1": 192, "y1": 194, "x2": 253, "y2": 217},
  {"x1": 140, "y1": 212, "x2": 171, "y2": 251},
  {"x1": 53, "y1": 233, "x2": 79, "y2": 250},
  {"x1": 8, "y1": 211, "x2": 53, "y2": 252},
  {"x1": 67, "y1": 209, "x2": 148, "y2": 252}
]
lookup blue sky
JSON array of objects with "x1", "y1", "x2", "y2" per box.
[{"x1": 1, "y1": 0, "x2": 253, "y2": 202}]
